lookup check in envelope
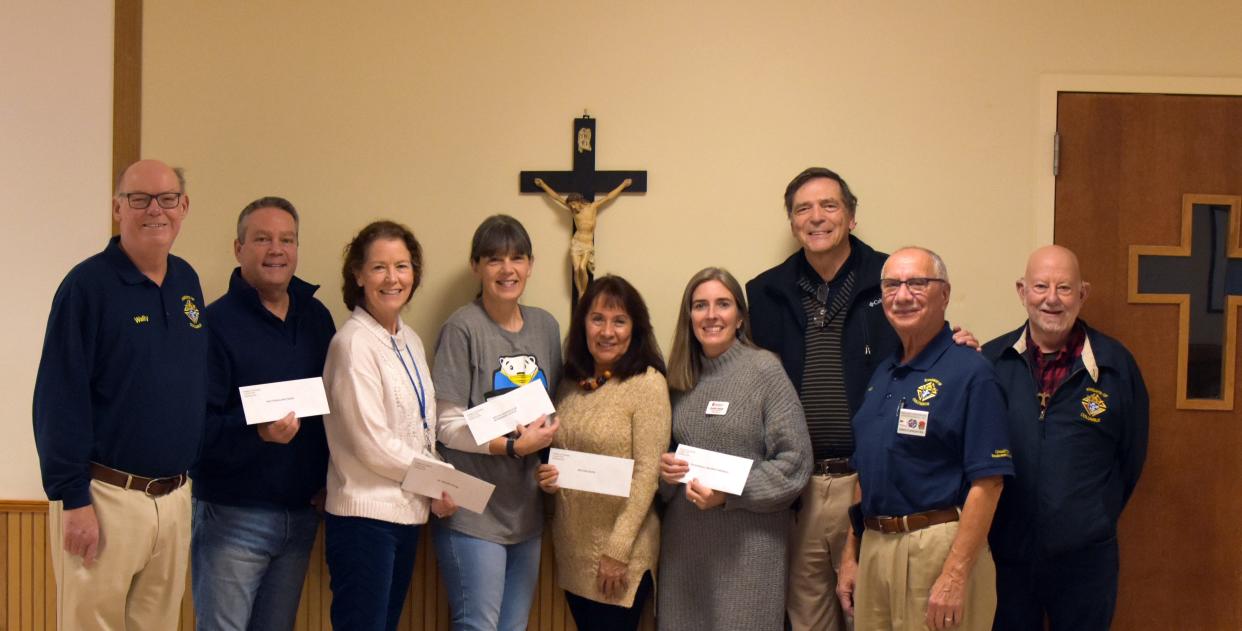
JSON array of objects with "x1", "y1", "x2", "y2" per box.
[
  {"x1": 463, "y1": 381, "x2": 556, "y2": 446},
  {"x1": 548, "y1": 448, "x2": 634, "y2": 498},
  {"x1": 675, "y1": 444, "x2": 754, "y2": 496},
  {"x1": 239, "y1": 377, "x2": 330, "y2": 425},
  {"x1": 401, "y1": 455, "x2": 496, "y2": 514}
]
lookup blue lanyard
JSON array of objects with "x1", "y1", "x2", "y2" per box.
[{"x1": 390, "y1": 336, "x2": 428, "y2": 424}]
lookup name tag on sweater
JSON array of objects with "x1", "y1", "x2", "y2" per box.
[{"x1": 705, "y1": 400, "x2": 729, "y2": 415}]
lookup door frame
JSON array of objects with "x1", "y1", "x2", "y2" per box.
[{"x1": 1034, "y1": 74, "x2": 1242, "y2": 243}]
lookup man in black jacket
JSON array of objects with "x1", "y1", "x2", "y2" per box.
[
  {"x1": 983, "y1": 245, "x2": 1148, "y2": 631},
  {"x1": 749, "y1": 167, "x2": 977, "y2": 630},
  {"x1": 747, "y1": 167, "x2": 896, "y2": 631},
  {"x1": 190, "y1": 197, "x2": 336, "y2": 631}
]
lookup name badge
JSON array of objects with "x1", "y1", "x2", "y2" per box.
[
  {"x1": 706, "y1": 401, "x2": 730, "y2": 415},
  {"x1": 896, "y1": 408, "x2": 929, "y2": 437}
]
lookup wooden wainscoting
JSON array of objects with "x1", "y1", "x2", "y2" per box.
[
  {"x1": 0, "y1": 500, "x2": 654, "y2": 631},
  {"x1": 0, "y1": 501, "x2": 55, "y2": 631}
]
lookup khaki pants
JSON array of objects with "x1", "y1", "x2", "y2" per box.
[
  {"x1": 855, "y1": 522, "x2": 996, "y2": 631},
  {"x1": 787, "y1": 473, "x2": 857, "y2": 631},
  {"x1": 49, "y1": 479, "x2": 190, "y2": 631}
]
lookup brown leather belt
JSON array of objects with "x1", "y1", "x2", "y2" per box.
[
  {"x1": 90, "y1": 463, "x2": 187, "y2": 497},
  {"x1": 864, "y1": 507, "x2": 960, "y2": 534},
  {"x1": 813, "y1": 458, "x2": 856, "y2": 476}
]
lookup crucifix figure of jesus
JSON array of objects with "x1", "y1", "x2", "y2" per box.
[{"x1": 534, "y1": 177, "x2": 632, "y2": 297}]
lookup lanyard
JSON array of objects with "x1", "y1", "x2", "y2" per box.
[{"x1": 390, "y1": 336, "x2": 428, "y2": 425}]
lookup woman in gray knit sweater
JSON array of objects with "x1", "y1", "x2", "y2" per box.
[{"x1": 657, "y1": 267, "x2": 813, "y2": 631}]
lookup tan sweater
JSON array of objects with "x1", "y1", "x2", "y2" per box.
[{"x1": 549, "y1": 367, "x2": 671, "y2": 607}]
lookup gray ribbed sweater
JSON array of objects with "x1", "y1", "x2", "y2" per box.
[{"x1": 657, "y1": 342, "x2": 812, "y2": 631}]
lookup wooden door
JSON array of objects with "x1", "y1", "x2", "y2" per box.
[{"x1": 1055, "y1": 92, "x2": 1242, "y2": 629}]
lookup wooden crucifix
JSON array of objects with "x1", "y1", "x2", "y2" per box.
[{"x1": 521, "y1": 114, "x2": 647, "y2": 305}]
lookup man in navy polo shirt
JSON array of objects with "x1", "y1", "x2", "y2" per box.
[
  {"x1": 836, "y1": 247, "x2": 1012, "y2": 631},
  {"x1": 983, "y1": 246, "x2": 1148, "y2": 631},
  {"x1": 190, "y1": 197, "x2": 335, "y2": 631},
  {"x1": 34, "y1": 159, "x2": 206, "y2": 630}
]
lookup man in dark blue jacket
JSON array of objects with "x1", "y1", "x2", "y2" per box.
[
  {"x1": 983, "y1": 245, "x2": 1149, "y2": 631},
  {"x1": 190, "y1": 197, "x2": 336, "y2": 631}
]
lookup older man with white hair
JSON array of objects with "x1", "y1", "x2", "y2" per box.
[
  {"x1": 836, "y1": 247, "x2": 1012, "y2": 631},
  {"x1": 983, "y1": 245, "x2": 1148, "y2": 631}
]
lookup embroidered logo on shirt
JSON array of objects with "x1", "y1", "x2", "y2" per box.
[
  {"x1": 493, "y1": 354, "x2": 548, "y2": 390},
  {"x1": 1080, "y1": 388, "x2": 1108, "y2": 422},
  {"x1": 991, "y1": 449, "x2": 1012, "y2": 459},
  {"x1": 132, "y1": 314, "x2": 149, "y2": 324},
  {"x1": 181, "y1": 296, "x2": 203, "y2": 329},
  {"x1": 913, "y1": 377, "x2": 941, "y2": 407}
]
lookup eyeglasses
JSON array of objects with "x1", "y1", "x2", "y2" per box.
[
  {"x1": 880, "y1": 277, "x2": 947, "y2": 295},
  {"x1": 118, "y1": 191, "x2": 183, "y2": 210}
]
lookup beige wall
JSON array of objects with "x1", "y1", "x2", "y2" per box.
[
  {"x1": 140, "y1": 1, "x2": 1242, "y2": 353},
  {"x1": 1, "y1": 4, "x2": 114, "y2": 499},
  {"x1": 6, "y1": 2, "x2": 1242, "y2": 498}
]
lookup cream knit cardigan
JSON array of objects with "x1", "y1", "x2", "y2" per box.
[{"x1": 323, "y1": 306, "x2": 439, "y2": 525}]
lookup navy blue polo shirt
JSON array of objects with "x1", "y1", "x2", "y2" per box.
[
  {"x1": 191, "y1": 268, "x2": 336, "y2": 509},
  {"x1": 33, "y1": 236, "x2": 208, "y2": 509},
  {"x1": 851, "y1": 324, "x2": 1013, "y2": 518}
]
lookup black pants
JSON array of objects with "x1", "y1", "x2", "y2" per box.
[
  {"x1": 564, "y1": 571, "x2": 654, "y2": 631},
  {"x1": 993, "y1": 538, "x2": 1119, "y2": 631}
]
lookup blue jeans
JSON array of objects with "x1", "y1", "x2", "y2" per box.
[
  {"x1": 324, "y1": 513, "x2": 422, "y2": 631},
  {"x1": 432, "y1": 524, "x2": 542, "y2": 631},
  {"x1": 191, "y1": 499, "x2": 320, "y2": 631}
]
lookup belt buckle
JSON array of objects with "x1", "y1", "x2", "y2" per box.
[{"x1": 143, "y1": 477, "x2": 161, "y2": 497}]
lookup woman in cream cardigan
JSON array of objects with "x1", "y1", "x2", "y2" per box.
[
  {"x1": 536, "y1": 275, "x2": 671, "y2": 631},
  {"x1": 322, "y1": 221, "x2": 456, "y2": 631}
]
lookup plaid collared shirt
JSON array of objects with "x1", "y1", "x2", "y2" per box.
[{"x1": 1026, "y1": 322, "x2": 1086, "y2": 411}]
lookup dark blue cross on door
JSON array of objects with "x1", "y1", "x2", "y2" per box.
[{"x1": 1134, "y1": 200, "x2": 1242, "y2": 403}]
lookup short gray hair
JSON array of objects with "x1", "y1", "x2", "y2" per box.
[
  {"x1": 884, "y1": 246, "x2": 949, "y2": 282},
  {"x1": 236, "y1": 196, "x2": 300, "y2": 242}
]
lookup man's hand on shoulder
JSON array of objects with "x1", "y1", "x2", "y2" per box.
[
  {"x1": 950, "y1": 325, "x2": 980, "y2": 351},
  {"x1": 257, "y1": 411, "x2": 300, "y2": 444},
  {"x1": 63, "y1": 504, "x2": 100, "y2": 567}
]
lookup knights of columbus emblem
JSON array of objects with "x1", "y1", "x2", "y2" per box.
[
  {"x1": 1080, "y1": 388, "x2": 1108, "y2": 422},
  {"x1": 181, "y1": 295, "x2": 203, "y2": 329},
  {"x1": 914, "y1": 378, "x2": 942, "y2": 407}
]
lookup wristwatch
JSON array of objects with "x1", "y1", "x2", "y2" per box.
[{"x1": 505, "y1": 436, "x2": 520, "y2": 459}]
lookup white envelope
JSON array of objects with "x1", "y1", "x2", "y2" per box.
[
  {"x1": 464, "y1": 381, "x2": 556, "y2": 446},
  {"x1": 239, "y1": 377, "x2": 330, "y2": 425},
  {"x1": 401, "y1": 455, "x2": 496, "y2": 514},
  {"x1": 674, "y1": 444, "x2": 754, "y2": 496},
  {"x1": 548, "y1": 448, "x2": 634, "y2": 498}
]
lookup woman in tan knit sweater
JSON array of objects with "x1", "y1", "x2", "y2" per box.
[{"x1": 536, "y1": 275, "x2": 672, "y2": 631}]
